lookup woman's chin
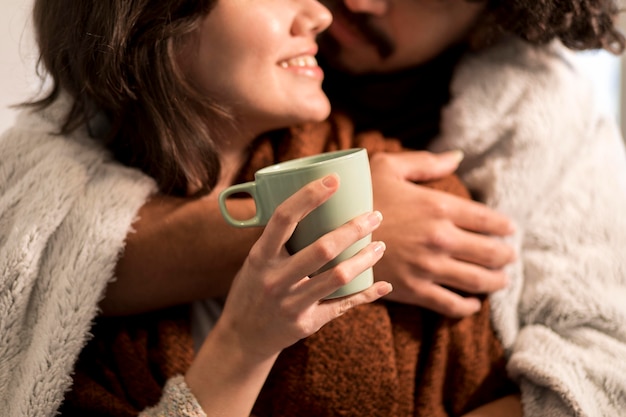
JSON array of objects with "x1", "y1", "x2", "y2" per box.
[
  {"x1": 277, "y1": 102, "x2": 332, "y2": 128},
  {"x1": 249, "y1": 98, "x2": 331, "y2": 135},
  {"x1": 300, "y1": 97, "x2": 331, "y2": 123}
]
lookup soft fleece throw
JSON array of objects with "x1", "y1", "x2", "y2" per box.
[
  {"x1": 430, "y1": 38, "x2": 626, "y2": 416},
  {"x1": 0, "y1": 101, "x2": 156, "y2": 415},
  {"x1": 1, "y1": 37, "x2": 626, "y2": 416}
]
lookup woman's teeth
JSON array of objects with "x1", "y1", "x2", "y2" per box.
[{"x1": 279, "y1": 55, "x2": 318, "y2": 68}]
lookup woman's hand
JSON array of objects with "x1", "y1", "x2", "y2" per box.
[
  {"x1": 219, "y1": 173, "x2": 391, "y2": 358},
  {"x1": 369, "y1": 150, "x2": 517, "y2": 318},
  {"x1": 186, "y1": 174, "x2": 390, "y2": 416}
]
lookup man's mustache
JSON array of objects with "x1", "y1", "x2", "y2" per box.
[{"x1": 323, "y1": 0, "x2": 395, "y2": 58}]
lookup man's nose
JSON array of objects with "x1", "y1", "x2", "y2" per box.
[{"x1": 343, "y1": 0, "x2": 389, "y2": 16}]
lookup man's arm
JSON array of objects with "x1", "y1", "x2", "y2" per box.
[{"x1": 101, "y1": 194, "x2": 262, "y2": 315}]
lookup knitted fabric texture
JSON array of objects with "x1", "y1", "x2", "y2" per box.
[{"x1": 140, "y1": 376, "x2": 205, "y2": 417}]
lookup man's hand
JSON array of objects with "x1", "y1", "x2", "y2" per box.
[{"x1": 370, "y1": 150, "x2": 517, "y2": 318}]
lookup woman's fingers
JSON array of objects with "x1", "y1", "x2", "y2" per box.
[
  {"x1": 284, "y1": 280, "x2": 392, "y2": 341},
  {"x1": 294, "y1": 240, "x2": 386, "y2": 303},
  {"x1": 254, "y1": 174, "x2": 340, "y2": 257},
  {"x1": 313, "y1": 281, "x2": 393, "y2": 323},
  {"x1": 238, "y1": 173, "x2": 391, "y2": 343},
  {"x1": 283, "y1": 210, "x2": 384, "y2": 285}
]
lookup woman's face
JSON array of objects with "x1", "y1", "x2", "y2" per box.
[{"x1": 184, "y1": 0, "x2": 333, "y2": 136}]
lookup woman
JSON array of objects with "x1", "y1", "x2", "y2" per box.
[{"x1": 0, "y1": 0, "x2": 393, "y2": 415}]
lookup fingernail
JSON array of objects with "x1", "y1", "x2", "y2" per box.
[
  {"x1": 322, "y1": 174, "x2": 339, "y2": 188},
  {"x1": 368, "y1": 211, "x2": 383, "y2": 227},
  {"x1": 450, "y1": 149, "x2": 465, "y2": 164},
  {"x1": 469, "y1": 298, "x2": 482, "y2": 313},
  {"x1": 507, "y1": 220, "x2": 517, "y2": 234},
  {"x1": 439, "y1": 149, "x2": 465, "y2": 164},
  {"x1": 373, "y1": 241, "x2": 386, "y2": 254},
  {"x1": 377, "y1": 282, "x2": 393, "y2": 296}
]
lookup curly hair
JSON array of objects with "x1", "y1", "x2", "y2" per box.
[
  {"x1": 479, "y1": 0, "x2": 625, "y2": 53},
  {"x1": 30, "y1": 0, "x2": 228, "y2": 196}
]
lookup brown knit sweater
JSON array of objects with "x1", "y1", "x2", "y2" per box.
[{"x1": 60, "y1": 113, "x2": 517, "y2": 417}]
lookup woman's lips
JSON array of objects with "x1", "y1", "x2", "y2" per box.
[
  {"x1": 278, "y1": 55, "x2": 319, "y2": 68},
  {"x1": 278, "y1": 55, "x2": 324, "y2": 80}
]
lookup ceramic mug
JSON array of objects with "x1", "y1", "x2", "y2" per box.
[{"x1": 218, "y1": 148, "x2": 374, "y2": 299}]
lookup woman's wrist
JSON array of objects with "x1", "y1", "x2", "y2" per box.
[
  {"x1": 201, "y1": 319, "x2": 280, "y2": 365},
  {"x1": 185, "y1": 320, "x2": 279, "y2": 416}
]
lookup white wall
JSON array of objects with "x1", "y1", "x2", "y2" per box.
[
  {"x1": 619, "y1": 12, "x2": 626, "y2": 142},
  {"x1": 573, "y1": 50, "x2": 622, "y2": 130},
  {"x1": 0, "y1": 0, "x2": 36, "y2": 131}
]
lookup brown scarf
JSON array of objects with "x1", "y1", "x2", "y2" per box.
[{"x1": 60, "y1": 113, "x2": 517, "y2": 416}]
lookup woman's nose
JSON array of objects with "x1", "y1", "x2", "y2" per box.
[{"x1": 293, "y1": 0, "x2": 333, "y2": 36}]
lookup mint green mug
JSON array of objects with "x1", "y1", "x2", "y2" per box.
[{"x1": 218, "y1": 148, "x2": 373, "y2": 299}]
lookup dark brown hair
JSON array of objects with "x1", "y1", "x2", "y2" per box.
[
  {"x1": 30, "y1": 0, "x2": 228, "y2": 196},
  {"x1": 476, "y1": 0, "x2": 625, "y2": 53}
]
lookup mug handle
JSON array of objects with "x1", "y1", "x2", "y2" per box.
[{"x1": 218, "y1": 182, "x2": 263, "y2": 228}]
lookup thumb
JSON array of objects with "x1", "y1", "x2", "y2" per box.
[{"x1": 393, "y1": 150, "x2": 464, "y2": 182}]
